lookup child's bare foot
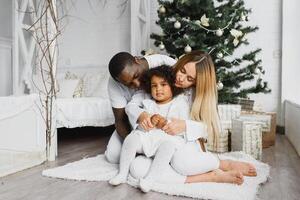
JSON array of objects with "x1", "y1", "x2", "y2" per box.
[
  {"x1": 220, "y1": 160, "x2": 257, "y2": 177},
  {"x1": 213, "y1": 169, "x2": 244, "y2": 185}
]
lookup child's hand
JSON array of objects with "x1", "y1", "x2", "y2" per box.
[
  {"x1": 151, "y1": 114, "x2": 168, "y2": 129},
  {"x1": 138, "y1": 111, "x2": 154, "y2": 131}
]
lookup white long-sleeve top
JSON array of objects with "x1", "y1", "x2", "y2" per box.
[{"x1": 125, "y1": 89, "x2": 208, "y2": 141}]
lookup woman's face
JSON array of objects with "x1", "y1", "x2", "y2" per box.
[
  {"x1": 175, "y1": 62, "x2": 197, "y2": 88},
  {"x1": 151, "y1": 75, "x2": 173, "y2": 104}
]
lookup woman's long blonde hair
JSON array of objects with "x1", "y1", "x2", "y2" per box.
[{"x1": 174, "y1": 51, "x2": 220, "y2": 150}]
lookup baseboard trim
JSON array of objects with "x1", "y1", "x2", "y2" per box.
[{"x1": 276, "y1": 125, "x2": 285, "y2": 135}]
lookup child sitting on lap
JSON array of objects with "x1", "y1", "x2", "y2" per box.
[{"x1": 109, "y1": 65, "x2": 190, "y2": 186}]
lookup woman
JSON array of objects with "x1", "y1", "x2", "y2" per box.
[{"x1": 128, "y1": 51, "x2": 256, "y2": 187}]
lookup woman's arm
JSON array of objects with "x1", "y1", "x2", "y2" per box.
[
  {"x1": 162, "y1": 119, "x2": 208, "y2": 141},
  {"x1": 162, "y1": 95, "x2": 208, "y2": 141}
]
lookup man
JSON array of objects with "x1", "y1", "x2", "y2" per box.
[{"x1": 104, "y1": 52, "x2": 176, "y2": 164}]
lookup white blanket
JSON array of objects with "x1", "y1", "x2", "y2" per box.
[{"x1": 42, "y1": 152, "x2": 270, "y2": 200}]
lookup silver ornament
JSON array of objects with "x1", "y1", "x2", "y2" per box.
[
  {"x1": 217, "y1": 81, "x2": 224, "y2": 90},
  {"x1": 216, "y1": 29, "x2": 223, "y2": 36},
  {"x1": 184, "y1": 44, "x2": 192, "y2": 53},
  {"x1": 254, "y1": 68, "x2": 261, "y2": 74},
  {"x1": 159, "y1": 6, "x2": 166, "y2": 14},
  {"x1": 159, "y1": 42, "x2": 165, "y2": 50},
  {"x1": 217, "y1": 52, "x2": 223, "y2": 58},
  {"x1": 174, "y1": 21, "x2": 181, "y2": 29}
]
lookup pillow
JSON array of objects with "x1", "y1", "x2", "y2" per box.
[
  {"x1": 82, "y1": 70, "x2": 109, "y2": 98},
  {"x1": 73, "y1": 78, "x2": 84, "y2": 98},
  {"x1": 57, "y1": 79, "x2": 80, "y2": 98}
]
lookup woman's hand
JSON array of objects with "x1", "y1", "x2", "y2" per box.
[
  {"x1": 138, "y1": 111, "x2": 154, "y2": 131},
  {"x1": 162, "y1": 118, "x2": 186, "y2": 135}
]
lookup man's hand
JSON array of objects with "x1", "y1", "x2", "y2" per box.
[
  {"x1": 162, "y1": 118, "x2": 186, "y2": 135},
  {"x1": 138, "y1": 111, "x2": 154, "y2": 131}
]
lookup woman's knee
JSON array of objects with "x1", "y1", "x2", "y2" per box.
[
  {"x1": 129, "y1": 156, "x2": 152, "y2": 179},
  {"x1": 171, "y1": 147, "x2": 220, "y2": 175}
]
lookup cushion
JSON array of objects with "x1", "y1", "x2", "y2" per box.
[
  {"x1": 82, "y1": 70, "x2": 109, "y2": 98},
  {"x1": 57, "y1": 79, "x2": 80, "y2": 98}
]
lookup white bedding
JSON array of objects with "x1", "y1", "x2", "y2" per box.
[{"x1": 56, "y1": 97, "x2": 114, "y2": 128}]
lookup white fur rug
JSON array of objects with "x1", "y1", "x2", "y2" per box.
[{"x1": 42, "y1": 152, "x2": 270, "y2": 200}]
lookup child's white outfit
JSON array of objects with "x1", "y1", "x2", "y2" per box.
[
  {"x1": 135, "y1": 95, "x2": 189, "y2": 157},
  {"x1": 109, "y1": 94, "x2": 190, "y2": 185}
]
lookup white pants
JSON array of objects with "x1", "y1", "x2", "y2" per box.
[{"x1": 104, "y1": 131, "x2": 220, "y2": 179}]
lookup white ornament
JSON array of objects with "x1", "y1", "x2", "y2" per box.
[
  {"x1": 159, "y1": 42, "x2": 165, "y2": 50},
  {"x1": 233, "y1": 38, "x2": 239, "y2": 46},
  {"x1": 230, "y1": 29, "x2": 243, "y2": 38},
  {"x1": 217, "y1": 13, "x2": 223, "y2": 17},
  {"x1": 217, "y1": 81, "x2": 224, "y2": 90},
  {"x1": 241, "y1": 13, "x2": 246, "y2": 21},
  {"x1": 184, "y1": 44, "x2": 192, "y2": 53},
  {"x1": 200, "y1": 14, "x2": 210, "y2": 27},
  {"x1": 195, "y1": 20, "x2": 201, "y2": 26},
  {"x1": 217, "y1": 52, "x2": 223, "y2": 58},
  {"x1": 254, "y1": 68, "x2": 261, "y2": 74},
  {"x1": 216, "y1": 29, "x2": 223, "y2": 36},
  {"x1": 174, "y1": 21, "x2": 181, "y2": 29},
  {"x1": 159, "y1": 6, "x2": 166, "y2": 14}
]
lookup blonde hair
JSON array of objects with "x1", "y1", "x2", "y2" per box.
[{"x1": 174, "y1": 51, "x2": 220, "y2": 150}]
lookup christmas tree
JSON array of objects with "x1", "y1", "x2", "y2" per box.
[{"x1": 151, "y1": 0, "x2": 271, "y2": 103}]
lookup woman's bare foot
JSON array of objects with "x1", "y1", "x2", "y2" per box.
[
  {"x1": 185, "y1": 169, "x2": 244, "y2": 185},
  {"x1": 220, "y1": 160, "x2": 257, "y2": 177},
  {"x1": 214, "y1": 169, "x2": 244, "y2": 185}
]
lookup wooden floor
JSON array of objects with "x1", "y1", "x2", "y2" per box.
[{"x1": 1, "y1": 127, "x2": 300, "y2": 200}]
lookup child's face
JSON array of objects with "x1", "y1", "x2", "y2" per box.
[{"x1": 151, "y1": 75, "x2": 173, "y2": 104}]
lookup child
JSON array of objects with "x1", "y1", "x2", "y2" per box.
[{"x1": 109, "y1": 65, "x2": 190, "y2": 186}]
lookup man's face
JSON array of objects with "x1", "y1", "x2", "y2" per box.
[{"x1": 117, "y1": 63, "x2": 144, "y2": 89}]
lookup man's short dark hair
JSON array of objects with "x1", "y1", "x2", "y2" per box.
[
  {"x1": 141, "y1": 65, "x2": 182, "y2": 97},
  {"x1": 108, "y1": 52, "x2": 135, "y2": 81}
]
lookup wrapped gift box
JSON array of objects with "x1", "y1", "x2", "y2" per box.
[
  {"x1": 207, "y1": 129, "x2": 229, "y2": 153},
  {"x1": 231, "y1": 119, "x2": 263, "y2": 160},
  {"x1": 212, "y1": 104, "x2": 241, "y2": 153},
  {"x1": 218, "y1": 104, "x2": 241, "y2": 123},
  {"x1": 234, "y1": 98, "x2": 255, "y2": 110},
  {"x1": 241, "y1": 111, "x2": 276, "y2": 148}
]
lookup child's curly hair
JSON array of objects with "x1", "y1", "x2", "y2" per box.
[{"x1": 141, "y1": 65, "x2": 182, "y2": 97}]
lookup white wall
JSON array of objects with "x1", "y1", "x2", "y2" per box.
[
  {"x1": 0, "y1": 0, "x2": 12, "y2": 96},
  {"x1": 57, "y1": 0, "x2": 131, "y2": 68},
  {"x1": 149, "y1": 0, "x2": 282, "y2": 123},
  {"x1": 0, "y1": 0, "x2": 12, "y2": 39},
  {"x1": 282, "y1": 0, "x2": 300, "y2": 105}
]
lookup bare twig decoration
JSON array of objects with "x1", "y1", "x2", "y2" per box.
[{"x1": 24, "y1": 0, "x2": 61, "y2": 160}]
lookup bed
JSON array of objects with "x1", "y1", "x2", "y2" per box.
[{"x1": 55, "y1": 66, "x2": 114, "y2": 128}]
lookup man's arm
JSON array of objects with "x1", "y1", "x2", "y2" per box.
[
  {"x1": 112, "y1": 107, "x2": 132, "y2": 139},
  {"x1": 144, "y1": 54, "x2": 177, "y2": 68}
]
